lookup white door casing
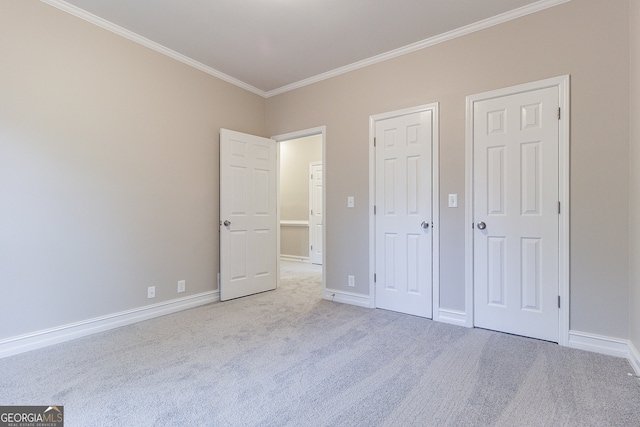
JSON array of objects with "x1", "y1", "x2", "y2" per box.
[
  {"x1": 373, "y1": 105, "x2": 438, "y2": 318},
  {"x1": 466, "y1": 76, "x2": 570, "y2": 344},
  {"x1": 220, "y1": 129, "x2": 277, "y2": 301},
  {"x1": 309, "y1": 162, "x2": 323, "y2": 265}
]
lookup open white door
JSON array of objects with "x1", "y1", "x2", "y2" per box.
[
  {"x1": 309, "y1": 162, "x2": 323, "y2": 265},
  {"x1": 220, "y1": 129, "x2": 277, "y2": 301}
]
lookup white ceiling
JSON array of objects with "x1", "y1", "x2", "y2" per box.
[{"x1": 44, "y1": 0, "x2": 566, "y2": 97}]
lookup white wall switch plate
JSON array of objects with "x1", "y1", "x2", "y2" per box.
[
  {"x1": 347, "y1": 196, "x2": 355, "y2": 208},
  {"x1": 147, "y1": 286, "x2": 156, "y2": 299},
  {"x1": 177, "y1": 280, "x2": 185, "y2": 293},
  {"x1": 348, "y1": 275, "x2": 355, "y2": 287},
  {"x1": 448, "y1": 194, "x2": 458, "y2": 208}
]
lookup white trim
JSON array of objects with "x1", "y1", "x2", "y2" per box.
[
  {"x1": 272, "y1": 126, "x2": 327, "y2": 143},
  {"x1": 42, "y1": 0, "x2": 570, "y2": 99},
  {"x1": 628, "y1": 341, "x2": 640, "y2": 375},
  {"x1": 280, "y1": 255, "x2": 310, "y2": 263},
  {"x1": 323, "y1": 289, "x2": 371, "y2": 308},
  {"x1": 568, "y1": 331, "x2": 630, "y2": 359},
  {"x1": 465, "y1": 75, "x2": 571, "y2": 342},
  {"x1": 557, "y1": 77, "x2": 571, "y2": 346},
  {"x1": 464, "y1": 91, "x2": 476, "y2": 329},
  {"x1": 368, "y1": 115, "x2": 377, "y2": 310},
  {"x1": 272, "y1": 127, "x2": 327, "y2": 296},
  {"x1": 437, "y1": 309, "x2": 467, "y2": 327},
  {"x1": 280, "y1": 220, "x2": 309, "y2": 227},
  {"x1": 0, "y1": 291, "x2": 218, "y2": 359},
  {"x1": 369, "y1": 103, "x2": 440, "y2": 316},
  {"x1": 276, "y1": 142, "x2": 282, "y2": 288},
  {"x1": 308, "y1": 161, "x2": 323, "y2": 266},
  {"x1": 568, "y1": 331, "x2": 640, "y2": 375},
  {"x1": 40, "y1": 0, "x2": 264, "y2": 97},
  {"x1": 431, "y1": 106, "x2": 441, "y2": 323},
  {"x1": 265, "y1": 0, "x2": 571, "y2": 97}
]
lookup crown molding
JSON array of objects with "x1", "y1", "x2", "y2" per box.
[
  {"x1": 40, "y1": 0, "x2": 266, "y2": 97},
  {"x1": 41, "y1": 0, "x2": 569, "y2": 99},
  {"x1": 264, "y1": 0, "x2": 570, "y2": 97}
]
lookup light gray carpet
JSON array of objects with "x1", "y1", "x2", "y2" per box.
[{"x1": 1, "y1": 261, "x2": 639, "y2": 426}]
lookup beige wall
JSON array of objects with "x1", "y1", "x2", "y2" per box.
[
  {"x1": 279, "y1": 136, "x2": 322, "y2": 258},
  {"x1": 630, "y1": 0, "x2": 640, "y2": 350},
  {"x1": 267, "y1": 0, "x2": 631, "y2": 338},
  {"x1": 2, "y1": 0, "x2": 636, "y2": 346},
  {"x1": 280, "y1": 136, "x2": 323, "y2": 220},
  {"x1": 280, "y1": 227, "x2": 309, "y2": 260},
  {"x1": 0, "y1": 1, "x2": 266, "y2": 339}
]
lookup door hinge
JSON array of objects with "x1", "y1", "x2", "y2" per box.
[
  {"x1": 558, "y1": 107, "x2": 561, "y2": 120},
  {"x1": 558, "y1": 295, "x2": 561, "y2": 308},
  {"x1": 311, "y1": 209, "x2": 313, "y2": 215},
  {"x1": 310, "y1": 245, "x2": 313, "y2": 251},
  {"x1": 558, "y1": 201, "x2": 561, "y2": 214},
  {"x1": 374, "y1": 273, "x2": 376, "y2": 282},
  {"x1": 374, "y1": 137, "x2": 376, "y2": 147},
  {"x1": 374, "y1": 205, "x2": 377, "y2": 215},
  {"x1": 311, "y1": 173, "x2": 313, "y2": 179}
]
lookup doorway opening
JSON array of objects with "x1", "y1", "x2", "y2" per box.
[{"x1": 273, "y1": 127, "x2": 326, "y2": 296}]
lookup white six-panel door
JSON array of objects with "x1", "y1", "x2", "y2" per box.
[
  {"x1": 309, "y1": 162, "x2": 323, "y2": 265},
  {"x1": 375, "y1": 110, "x2": 434, "y2": 318},
  {"x1": 473, "y1": 87, "x2": 560, "y2": 342},
  {"x1": 220, "y1": 129, "x2": 277, "y2": 301}
]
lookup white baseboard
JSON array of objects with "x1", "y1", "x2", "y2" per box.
[
  {"x1": 628, "y1": 340, "x2": 640, "y2": 375},
  {"x1": 280, "y1": 254, "x2": 310, "y2": 263},
  {"x1": 435, "y1": 308, "x2": 468, "y2": 327},
  {"x1": 7, "y1": 287, "x2": 639, "y2": 377},
  {"x1": 0, "y1": 290, "x2": 219, "y2": 359},
  {"x1": 323, "y1": 289, "x2": 372, "y2": 308},
  {"x1": 568, "y1": 331, "x2": 640, "y2": 375},
  {"x1": 568, "y1": 330, "x2": 629, "y2": 358}
]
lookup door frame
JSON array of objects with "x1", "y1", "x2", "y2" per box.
[
  {"x1": 369, "y1": 103, "x2": 440, "y2": 315},
  {"x1": 465, "y1": 75, "x2": 570, "y2": 345},
  {"x1": 309, "y1": 161, "x2": 323, "y2": 265},
  {"x1": 272, "y1": 126, "x2": 326, "y2": 292}
]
